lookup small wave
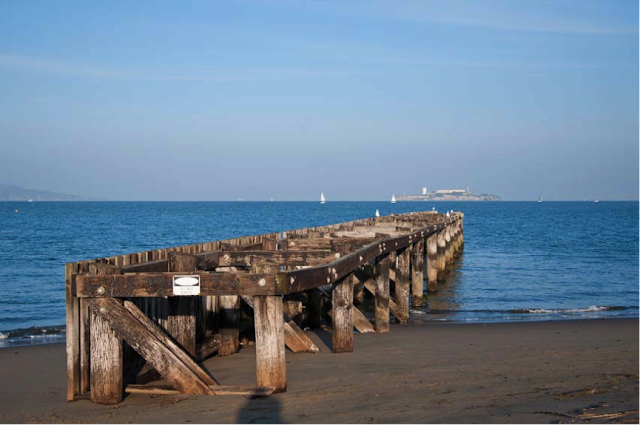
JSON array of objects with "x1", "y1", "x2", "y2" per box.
[{"x1": 508, "y1": 306, "x2": 629, "y2": 314}]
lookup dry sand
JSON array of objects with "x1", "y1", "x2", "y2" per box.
[{"x1": 0, "y1": 319, "x2": 637, "y2": 424}]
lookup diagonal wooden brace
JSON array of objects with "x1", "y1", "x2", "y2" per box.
[
  {"x1": 354, "y1": 267, "x2": 406, "y2": 322},
  {"x1": 241, "y1": 296, "x2": 319, "y2": 353},
  {"x1": 86, "y1": 298, "x2": 213, "y2": 396}
]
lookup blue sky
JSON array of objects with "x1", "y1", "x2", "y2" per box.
[{"x1": 0, "y1": 0, "x2": 637, "y2": 200}]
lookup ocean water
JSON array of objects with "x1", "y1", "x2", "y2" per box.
[{"x1": 0, "y1": 201, "x2": 638, "y2": 346}]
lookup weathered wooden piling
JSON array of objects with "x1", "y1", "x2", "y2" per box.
[
  {"x1": 253, "y1": 296, "x2": 287, "y2": 392},
  {"x1": 66, "y1": 210, "x2": 463, "y2": 404},
  {"x1": 395, "y1": 246, "x2": 411, "y2": 323},
  {"x1": 331, "y1": 274, "x2": 354, "y2": 353},
  {"x1": 426, "y1": 234, "x2": 438, "y2": 292},
  {"x1": 167, "y1": 252, "x2": 198, "y2": 357},
  {"x1": 436, "y1": 228, "x2": 447, "y2": 280},
  {"x1": 374, "y1": 254, "x2": 390, "y2": 333},
  {"x1": 411, "y1": 238, "x2": 425, "y2": 307},
  {"x1": 89, "y1": 263, "x2": 123, "y2": 404}
]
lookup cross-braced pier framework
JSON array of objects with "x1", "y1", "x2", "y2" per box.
[{"x1": 66, "y1": 210, "x2": 464, "y2": 404}]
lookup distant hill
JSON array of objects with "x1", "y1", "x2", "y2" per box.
[{"x1": 0, "y1": 184, "x2": 85, "y2": 201}]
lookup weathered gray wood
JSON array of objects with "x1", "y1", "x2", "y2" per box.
[
  {"x1": 331, "y1": 274, "x2": 354, "y2": 353},
  {"x1": 87, "y1": 298, "x2": 213, "y2": 396},
  {"x1": 242, "y1": 295, "x2": 318, "y2": 354},
  {"x1": 277, "y1": 225, "x2": 442, "y2": 294},
  {"x1": 125, "y1": 384, "x2": 275, "y2": 397},
  {"x1": 167, "y1": 252, "x2": 198, "y2": 357},
  {"x1": 395, "y1": 246, "x2": 411, "y2": 323},
  {"x1": 411, "y1": 239, "x2": 425, "y2": 307},
  {"x1": 352, "y1": 305, "x2": 375, "y2": 334},
  {"x1": 198, "y1": 250, "x2": 339, "y2": 269},
  {"x1": 374, "y1": 255, "x2": 390, "y2": 333},
  {"x1": 79, "y1": 298, "x2": 90, "y2": 395},
  {"x1": 444, "y1": 225, "x2": 453, "y2": 266},
  {"x1": 253, "y1": 296, "x2": 287, "y2": 392},
  {"x1": 123, "y1": 301, "x2": 216, "y2": 386},
  {"x1": 355, "y1": 267, "x2": 402, "y2": 322},
  {"x1": 76, "y1": 272, "x2": 278, "y2": 298},
  {"x1": 66, "y1": 263, "x2": 81, "y2": 401},
  {"x1": 426, "y1": 234, "x2": 438, "y2": 292},
  {"x1": 88, "y1": 263, "x2": 123, "y2": 405},
  {"x1": 436, "y1": 228, "x2": 447, "y2": 280}
]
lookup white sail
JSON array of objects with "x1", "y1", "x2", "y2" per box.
[
  {"x1": 375, "y1": 209, "x2": 380, "y2": 217},
  {"x1": 391, "y1": 194, "x2": 396, "y2": 204},
  {"x1": 320, "y1": 192, "x2": 326, "y2": 204}
]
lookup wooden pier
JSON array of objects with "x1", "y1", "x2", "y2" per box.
[{"x1": 65, "y1": 210, "x2": 464, "y2": 404}]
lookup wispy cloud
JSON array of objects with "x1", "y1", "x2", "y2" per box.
[
  {"x1": 338, "y1": 0, "x2": 638, "y2": 36},
  {"x1": 0, "y1": 54, "x2": 381, "y2": 82}
]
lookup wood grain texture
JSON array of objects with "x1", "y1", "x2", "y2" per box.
[
  {"x1": 426, "y1": 234, "x2": 438, "y2": 292},
  {"x1": 331, "y1": 274, "x2": 354, "y2": 353},
  {"x1": 87, "y1": 298, "x2": 213, "y2": 396},
  {"x1": 395, "y1": 246, "x2": 411, "y2": 323},
  {"x1": 167, "y1": 252, "x2": 198, "y2": 357},
  {"x1": 374, "y1": 255, "x2": 390, "y2": 333},
  {"x1": 65, "y1": 262, "x2": 80, "y2": 401},
  {"x1": 253, "y1": 296, "x2": 287, "y2": 392},
  {"x1": 411, "y1": 239, "x2": 425, "y2": 307},
  {"x1": 436, "y1": 229, "x2": 447, "y2": 280},
  {"x1": 123, "y1": 301, "x2": 216, "y2": 386},
  {"x1": 88, "y1": 263, "x2": 123, "y2": 405}
]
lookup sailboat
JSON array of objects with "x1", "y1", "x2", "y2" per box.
[
  {"x1": 391, "y1": 194, "x2": 396, "y2": 204},
  {"x1": 537, "y1": 196, "x2": 542, "y2": 203},
  {"x1": 320, "y1": 193, "x2": 326, "y2": 204},
  {"x1": 375, "y1": 209, "x2": 380, "y2": 217}
]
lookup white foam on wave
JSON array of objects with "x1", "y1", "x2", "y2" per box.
[
  {"x1": 0, "y1": 333, "x2": 7, "y2": 340},
  {"x1": 524, "y1": 306, "x2": 613, "y2": 314}
]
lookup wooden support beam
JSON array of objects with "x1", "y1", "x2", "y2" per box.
[
  {"x1": 331, "y1": 274, "x2": 354, "y2": 353},
  {"x1": 241, "y1": 295, "x2": 318, "y2": 354},
  {"x1": 124, "y1": 301, "x2": 217, "y2": 386},
  {"x1": 66, "y1": 263, "x2": 81, "y2": 401},
  {"x1": 395, "y1": 247, "x2": 411, "y2": 323},
  {"x1": 253, "y1": 296, "x2": 287, "y2": 393},
  {"x1": 167, "y1": 252, "x2": 198, "y2": 357},
  {"x1": 89, "y1": 264, "x2": 123, "y2": 405},
  {"x1": 444, "y1": 225, "x2": 453, "y2": 266},
  {"x1": 374, "y1": 254, "x2": 390, "y2": 333},
  {"x1": 411, "y1": 239, "x2": 425, "y2": 307},
  {"x1": 220, "y1": 242, "x2": 264, "y2": 251},
  {"x1": 125, "y1": 384, "x2": 275, "y2": 397},
  {"x1": 87, "y1": 298, "x2": 213, "y2": 397},
  {"x1": 75, "y1": 272, "x2": 278, "y2": 298},
  {"x1": 354, "y1": 268, "x2": 402, "y2": 323},
  {"x1": 426, "y1": 234, "x2": 438, "y2": 292},
  {"x1": 198, "y1": 250, "x2": 341, "y2": 269},
  {"x1": 436, "y1": 228, "x2": 447, "y2": 280},
  {"x1": 285, "y1": 238, "x2": 333, "y2": 251},
  {"x1": 277, "y1": 225, "x2": 443, "y2": 294}
]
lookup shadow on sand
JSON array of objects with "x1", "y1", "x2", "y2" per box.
[{"x1": 236, "y1": 396, "x2": 285, "y2": 424}]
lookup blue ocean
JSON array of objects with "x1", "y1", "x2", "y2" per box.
[{"x1": 1, "y1": 201, "x2": 638, "y2": 347}]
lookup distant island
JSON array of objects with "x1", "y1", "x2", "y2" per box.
[
  {"x1": 397, "y1": 187, "x2": 500, "y2": 201},
  {"x1": 0, "y1": 184, "x2": 86, "y2": 201}
]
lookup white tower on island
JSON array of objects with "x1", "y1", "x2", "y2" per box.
[{"x1": 422, "y1": 187, "x2": 427, "y2": 195}]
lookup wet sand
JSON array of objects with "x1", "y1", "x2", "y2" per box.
[{"x1": 0, "y1": 319, "x2": 637, "y2": 424}]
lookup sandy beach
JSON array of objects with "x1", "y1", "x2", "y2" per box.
[{"x1": 0, "y1": 318, "x2": 637, "y2": 424}]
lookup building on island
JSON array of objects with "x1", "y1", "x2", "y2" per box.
[{"x1": 397, "y1": 185, "x2": 499, "y2": 201}]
